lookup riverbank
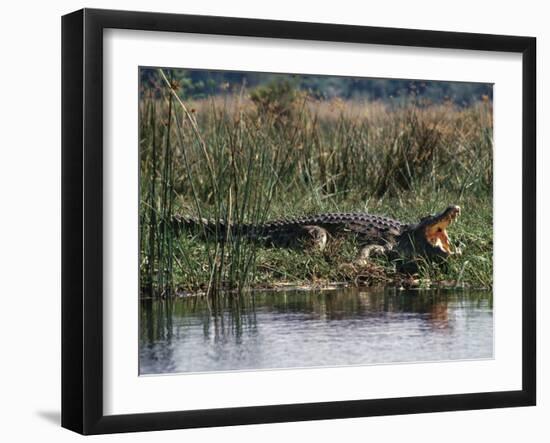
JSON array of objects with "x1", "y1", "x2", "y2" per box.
[
  {"x1": 140, "y1": 193, "x2": 492, "y2": 297},
  {"x1": 139, "y1": 75, "x2": 493, "y2": 297}
]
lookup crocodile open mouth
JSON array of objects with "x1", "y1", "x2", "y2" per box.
[{"x1": 424, "y1": 205, "x2": 461, "y2": 254}]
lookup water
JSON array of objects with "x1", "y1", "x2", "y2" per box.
[{"x1": 139, "y1": 288, "x2": 493, "y2": 375}]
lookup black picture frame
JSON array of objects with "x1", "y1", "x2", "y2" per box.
[{"x1": 61, "y1": 8, "x2": 536, "y2": 435}]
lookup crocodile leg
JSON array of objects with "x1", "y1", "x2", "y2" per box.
[
  {"x1": 355, "y1": 244, "x2": 387, "y2": 266},
  {"x1": 263, "y1": 224, "x2": 328, "y2": 250},
  {"x1": 301, "y1": 225, "x2": 328, "y2": 251}
]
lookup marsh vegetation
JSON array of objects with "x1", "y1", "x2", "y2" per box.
[{"x1": 139, "y1": 69, "x2": 493, "y2": 298}]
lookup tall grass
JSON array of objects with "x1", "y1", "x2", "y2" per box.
[{"x1": 139, "y1": 74, "x2": 493, "y2": 298}]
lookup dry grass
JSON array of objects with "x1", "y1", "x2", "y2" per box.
[{"x1": 139, "y1": 74, "x2": 493, "y2": 297}]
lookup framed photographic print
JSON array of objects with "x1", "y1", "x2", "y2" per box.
[{"x1": 61, "y1": 8, "x2": 536, "y2": 435}]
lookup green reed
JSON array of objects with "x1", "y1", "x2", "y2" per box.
[{"x1": 140, "y1": 79, "x2": 493, "y2": 297}]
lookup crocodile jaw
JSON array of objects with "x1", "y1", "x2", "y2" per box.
[{"x1": 423, "y1": 205, "x2": 461, "y2": 254}]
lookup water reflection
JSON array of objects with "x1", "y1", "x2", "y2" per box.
[{"x1": 139, "y1": 288, "x2": 493, "y2": 375}]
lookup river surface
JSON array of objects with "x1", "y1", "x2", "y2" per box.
[{"x1": 139, "y1": 288, "x2": 493, "y2": 375}]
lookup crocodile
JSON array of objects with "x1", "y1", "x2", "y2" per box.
[{"x1": 172, "y1": 205, "x2": 461, "y2": 266}]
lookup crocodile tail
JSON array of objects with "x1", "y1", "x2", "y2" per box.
[{"x1": 171, "y1": 215, "x2": 258, "y2": 239}]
